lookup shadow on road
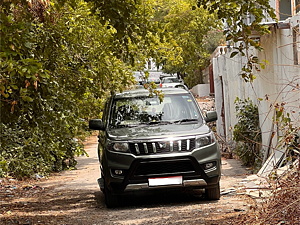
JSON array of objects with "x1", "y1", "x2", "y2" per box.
[{"x1": 93, "y1": 188, "x2": 218, "y2": 209}]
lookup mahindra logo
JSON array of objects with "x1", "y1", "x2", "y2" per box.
[{"x1": 158, "y1": 142, "x2": 167, "y2": 149}]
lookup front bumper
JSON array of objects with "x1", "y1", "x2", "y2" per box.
[
  {"x1": 102, "y1": 143, "x2": 221, "y2": 193},
  {"x1": 125, "y1": 178, "x2": 207, "y2": 191}
]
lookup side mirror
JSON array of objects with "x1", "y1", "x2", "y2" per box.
[
  {"x1": 205, "y1": 111, "x2": 218, "y2": 123},
  {"x1": 89, "y1": 119, "x2": 105, "y2": 130}
]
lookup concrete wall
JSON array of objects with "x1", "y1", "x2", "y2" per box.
[
  {"x1": 212, "y1": 15, "x2": 300, "y2": 153},
  {"x1": 190, "y1": 84, "x2": 210, "y2": 97}
]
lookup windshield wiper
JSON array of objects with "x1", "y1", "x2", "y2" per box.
[
  {"x1": 147, "y1": 120, "x2": 173, "y2": 125},
  {"x1": 113, "y1": 124, "x2": 140, "y2": 128},
  {"x1": 173, "y1": 119, "x2": 198, "y2": 124}
]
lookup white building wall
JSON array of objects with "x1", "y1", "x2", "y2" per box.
[
  {"x1": 212, "y1": 15, "x2": 300, "y2": 153},
  {"x1": 255, "y1": 19, "x2": 300, "y2": 152},
  {"x1": 213, "y1": 56, "x2": 225, "y2": 138},
  {"x1": 213, "y1": 47, "x2": 258, "y2": 142}
]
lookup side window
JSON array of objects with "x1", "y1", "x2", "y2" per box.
[
  {"x1": 110, "y1": 99, "x2": 142, "y2": 126},
  {"x1": 181, "y1": 95, "x2": 201, "y2": 119},
  {"x1": 102, "y1": 99, "x2": 111, "y2": 126}
]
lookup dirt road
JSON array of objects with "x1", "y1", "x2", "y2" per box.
[{"x1": 1, "y1": 135, "x2": 256, "y2": 225}]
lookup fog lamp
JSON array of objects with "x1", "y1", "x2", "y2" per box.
[
  {"x1": 114, "y1": 170, "x2": 123, "y2": 175},
  {"x1": 205, "y1": 162, "x2": 215, "y2": 170}
]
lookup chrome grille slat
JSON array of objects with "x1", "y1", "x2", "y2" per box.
[
  {"x1": 152, "y1": 143, "x2": 156, "y2": 153},
  {"x1": 135, "y1": 143, "x2": 140, "y2": 155},
  {"x1": 170, "y1": 141, "x2": 173, "y2": 152},
  {"x1": 143, "y1": 143, "x2": 148, "y2": 154}
]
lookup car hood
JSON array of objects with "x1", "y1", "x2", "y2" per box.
[{"x1": 107, "y1": 123, "x2": 210, "y2": 141}]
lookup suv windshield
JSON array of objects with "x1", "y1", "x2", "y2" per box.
[{"x1": 109, "y1": 93, "x2": 202, "y2": 128}]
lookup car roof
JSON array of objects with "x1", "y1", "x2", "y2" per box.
[
  {"x1": 114, "y1": 88, "x2": 190, "y2": 99},
  {"x1": 163, "y1": 76, "x2": 178, "y2": 79}
]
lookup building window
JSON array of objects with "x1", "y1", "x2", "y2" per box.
[
  {"x1": 296, "y1": 0, "x2": 300, "y2": 13},
  {"x1": 277, "y1": 0, "x2": 300, "y2": 20},
  {"x1": 278, "y1": 0, "x2": 292, "y2": 20}
]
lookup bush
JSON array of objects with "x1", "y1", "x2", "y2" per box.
[
  {"x1": 0, "y1": 119, "x2": 85, "y2": 179},
  {"x1": 233, "y1": 98, "x2": 262, "y2": 170}
]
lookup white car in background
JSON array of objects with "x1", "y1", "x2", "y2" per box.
[
  {"x1": 134, "y1": 71, "x2": 171, "y2": 85},
  {"x1": 159, "y1": 76, "x2": 187, "y2": 89}
]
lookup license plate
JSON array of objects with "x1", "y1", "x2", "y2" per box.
[{"x1": 148, "y1": 176, "x2": 183, "y2": 187}]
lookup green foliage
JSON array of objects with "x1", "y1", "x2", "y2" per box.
[
  {"x1": 273, "y1": 102, "x2": 300, "y2": 165},
  {"x1": 0, "y1": 0, "x2": 136, "y2": 178},
  {"x1": 197, "y1": 0, "x2": 276, "y2": 82},
  {"x1": 197, "y1": 0, "x2": 276, "y2": 48},
  {"x1": 233, "y1": 98, "x2": 262, "y2": 169},
  {"x1": 149, "y1": 0, "x2": 222, "y2": 87},
  {"x1": 204, "y1": 29, "x2": 226, "y2": 54},
  {"x1": 85, "y1": 0, "x2": 225, "y2": 87},
  {"x1": 85, "y1": 0, "x2": 223, "y2": 87},
  {"x1": 86, "y1": 0, "x2": 159, "y2": 66}
]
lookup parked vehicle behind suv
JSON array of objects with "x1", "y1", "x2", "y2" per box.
[
  {"x1": 159, "y1": 76, "x2": 187, "y2": 89},
  {"x1": 89, "y1": 88, "x2": 221, "y2": 207}
]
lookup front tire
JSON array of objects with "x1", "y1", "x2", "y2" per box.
[
  {"x1": 205, "y1": 182, "x2": 220, "y2": 200},
  {"x1": 104, "y1": 181, "x2": 119, "y2": 208},
  {"x1": 104, "y1": 189, "x2": 119, "y2": 208}
]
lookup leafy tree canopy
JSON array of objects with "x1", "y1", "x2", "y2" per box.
[
  {"x1": 197, "y1": 0, "x2": 276, "y2": 82},
  {"x1": 0, "y1": 0, "x2": 135, "y2": 178},
  {"x1": 151, "y1": 0, "x2": 223, "y2": 86}
]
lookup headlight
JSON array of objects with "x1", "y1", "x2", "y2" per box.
[
  {"x1": 108, "y1": 142, "x2": 129, "y2": 152},
  {"x1": 195, "y1": 132, "x2": 215, "y2": 148}
]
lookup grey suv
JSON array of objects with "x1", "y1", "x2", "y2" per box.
[{"x1": 89, "y1": 88, "x2": 221, "y2": 207}]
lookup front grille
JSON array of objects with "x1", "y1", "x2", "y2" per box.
[
  {"x1": 128, "y1": 138, "x2": 196, "y2": 155},
  {"x1": 134, "y1": 159, "x2": 196, "y2": 177}
]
